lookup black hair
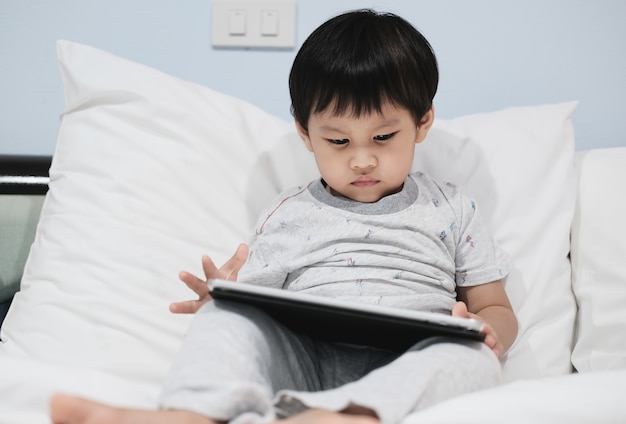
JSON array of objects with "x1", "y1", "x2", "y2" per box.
[{"x1": 289, "y1": 9, "x2": 438, "y2": 130}]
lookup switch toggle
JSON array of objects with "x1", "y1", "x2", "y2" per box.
[
  {"x1": 260, "y1": 10, "x2": 279, "y2": 36},
  {"x1": 228, "y1": 10, "x2": 246, "y2": 35}
]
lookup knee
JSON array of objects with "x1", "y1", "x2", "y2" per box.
[
  {"x1": 408, "y1": 337, "x2": 501, "y2": 385},
  {"x1": 452, "y1": 340, "x2": 502, "y2": 387},
  {"x1": 201, "y1": 300, "x2": 287, "y2": 341}
]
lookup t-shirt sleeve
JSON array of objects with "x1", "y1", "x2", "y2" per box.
[{"x1": 451, "y1": 188, "x2": 511, "y2": 287}]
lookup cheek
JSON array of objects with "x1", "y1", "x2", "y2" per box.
[
  {"x1": 313, "y1": 151, "x2": 346, "y2": 181},
  {"x1": 315, "y1": 152, "x2": 341, "y2": 173},
  {"x1": 386, "y1": 145, "x2": 416, "y2": 175},
  {"x1": 388, "y1": 142, "x2": 415, "y2": 163}
]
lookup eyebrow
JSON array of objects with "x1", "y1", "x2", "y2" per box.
[{"x1": 319, "y1": 118, "x2": 402, "y2": 133}]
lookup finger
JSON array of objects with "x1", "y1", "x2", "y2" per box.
[
  {"x1": 480, "y1": 325, "x2": 502, "y2": 358},
  {"x1": 484, "y1": 336, "x2": 501, "y2": 358},
  {"x1": 483, "y1": 333, "x2": 496, "y2": 349},
  {"x1": 219, "y1": 243, "x2": 249, "y2": 281},
  {"x1": 201, "y1": 255, "x2": 222, "y2": 281},
  {"x1": 178, "y1": 271, "x2": 209, "y2": 297},
  {"x1": 169, "y1": 299, "x2": 207, "y2": 314}
]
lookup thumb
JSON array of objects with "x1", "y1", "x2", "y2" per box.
[
  {"x1": 221, "y1": 243, "x2": 249, "y2": 281},
  {"x1": 452, "y1": 301, "x2": 470, "y2": 318}
]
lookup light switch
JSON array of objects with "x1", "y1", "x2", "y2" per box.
[
  {"x1": 261, "y1": 10, "x2": 279, "y2": 36},
  {"x1": 212, "y1": 0, "x2": 295, "y2": 48},
  {"x1": 228, "y1": 10, "x2": 246, "y2": 35}
]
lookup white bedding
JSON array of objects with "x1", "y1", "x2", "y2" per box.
[
  {"x1": 2, "y1": 353, "x2": 624, "y2": 424},
  {"x1": 405, "y1": 370, "x2": 626, "y2": 424},
  {"x1": 0, "y1": 355, "x2": 155, "y2": 423},
  {"x1": 1, "y1": 41, "x2": 624, "y2": 423}
]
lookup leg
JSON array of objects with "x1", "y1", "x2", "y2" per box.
[
  {"x1": 51, "y1": 300, "x2": 324, "y2": 424},
  {"x1": 50, "y1": 394, "x2": 380, "y2": 424},
  {"x1": 159, "y1": 300, "x2": 324, "y2": 421},
  {"x1": 50, "y1": 393, "x2": 215, "y2": 424},
  {"x1": 50, "y1": 336, "x2": 389, "y2": 424},
  {"x1": 271, "y1": 342, "x2": 400, "y2": 423},
  {"x1": 275, "y1": 337, "x2": 500, "y2": 424}
]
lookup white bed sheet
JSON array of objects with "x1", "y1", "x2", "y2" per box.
[
  {"x1": 0, "y1": 353, "x2": 157, "y2": 424},
  {"x1": 403, "y1": 369, "x2": 626, "y2": 424},
  {"x1": 1, "y1": 351, "x2": 624, "y2": 423}
]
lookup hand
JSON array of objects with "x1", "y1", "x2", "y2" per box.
[
  {"x1": 452, "y1": 301, "x2": 503, "y2": 358},
  {"x1": 169, "y1": 243, "x2": 249, "y2": 314}
]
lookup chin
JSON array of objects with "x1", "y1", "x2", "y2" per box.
[
  {"x1": 351, "y1": 192, "x2": 385, "y2": 203},
  {"x1": 330, "y1": 186, "x2": 386, "y2": 203}
]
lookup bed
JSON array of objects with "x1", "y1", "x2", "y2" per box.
[{"x1": 0, "y1": 40, "x2": 625, "y2": 423}]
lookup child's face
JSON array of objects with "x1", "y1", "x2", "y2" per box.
[{"x1": 297, "y1": 102, "x2": 433, "y2": 203}]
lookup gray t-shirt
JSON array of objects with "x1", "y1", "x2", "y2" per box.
[{"x1": 237, "y1": 172, "x2": 511, "y2": 314}]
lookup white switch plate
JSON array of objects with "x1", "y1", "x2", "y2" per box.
[{"x1": 212, "y1": 0, "x2": 296, "y2": 49}]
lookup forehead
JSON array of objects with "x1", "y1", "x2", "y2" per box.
[{"x1": 309, "y1": 101, "x2": 413, "y2": 128}]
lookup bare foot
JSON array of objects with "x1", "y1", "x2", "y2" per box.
[
  {"x1": 50, "y1": 394, "x2": 380, "y2": 424},
  {"x1": 50, "y1": 393, "x2": 217, "y2": 424},
  {"x1": 276, "y1": 408, "x2": 380, "y2": 424}
]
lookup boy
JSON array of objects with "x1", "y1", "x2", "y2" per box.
[{"x1": 51, "y1": 9, "x2": 517, "y2": 424}]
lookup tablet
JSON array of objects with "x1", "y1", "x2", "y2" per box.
[{"x1": 208, "y1": 279, "x2": 485, "y2": 351}]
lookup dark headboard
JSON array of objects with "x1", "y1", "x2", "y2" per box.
[
  {"x1": 0, "y1": 155, "x2": 52, "y2": 328},
  {"x1": 0, "y1": 155, "x2": 52, "y2": 195}
]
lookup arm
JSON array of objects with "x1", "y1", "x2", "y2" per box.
[
  {"x1": 454, "y1": 280, "x2": 518, "y2": 358},
  {"x1": 169, "y1": 243, "x2": 249, "y2": 314}
]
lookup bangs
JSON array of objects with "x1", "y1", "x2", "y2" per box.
[
  {"x1": 310, "y1": 59, "x2": 415, "y2": 120},
  {"x1": 289, "y1": 10, "x2": 438, "y2": 129}
]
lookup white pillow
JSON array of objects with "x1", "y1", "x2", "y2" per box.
[
  {"x1": 571, "y1": 147, "x2": 626, "y2": 372},
  {"x1": 414, "y1": 103, "x2": 579, "y2": 381},
  {"x1": 0, "y1": 40, "x2": 302, "y2": 408},
  {"x1": 0, "y1": 40, "x2": 577, "y2": 417}
]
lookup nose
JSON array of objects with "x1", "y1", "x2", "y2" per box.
[{"x1": 349, "y1": 148, "x2": 377, "y2": 171}]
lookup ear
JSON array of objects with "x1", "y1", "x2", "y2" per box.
[
  {"x1": 415, "y1": 107, "x2": 435, "y2": 144},
  {"x1": 295, "y1": 120, "x2": 314, "y2": 152}
]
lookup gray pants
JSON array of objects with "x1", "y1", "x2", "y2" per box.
[{"x1": 159, "y1": 300, "x2": 500, "y2": 424}]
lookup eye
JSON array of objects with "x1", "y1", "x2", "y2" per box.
[
  {"x1": 373, "y1": 132, "x2": 396, "y2": 143},
  {"x1": 327, "y1": 138, "x2": 349, "y2": 145}
]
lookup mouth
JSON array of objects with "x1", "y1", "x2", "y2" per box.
[{"x1": 351, "y1": 176, "x2": 379, "y2": 187}]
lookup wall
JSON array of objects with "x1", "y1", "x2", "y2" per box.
[{"x1": 0, "y1": 0, "x2": 625, "y2": 155}]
